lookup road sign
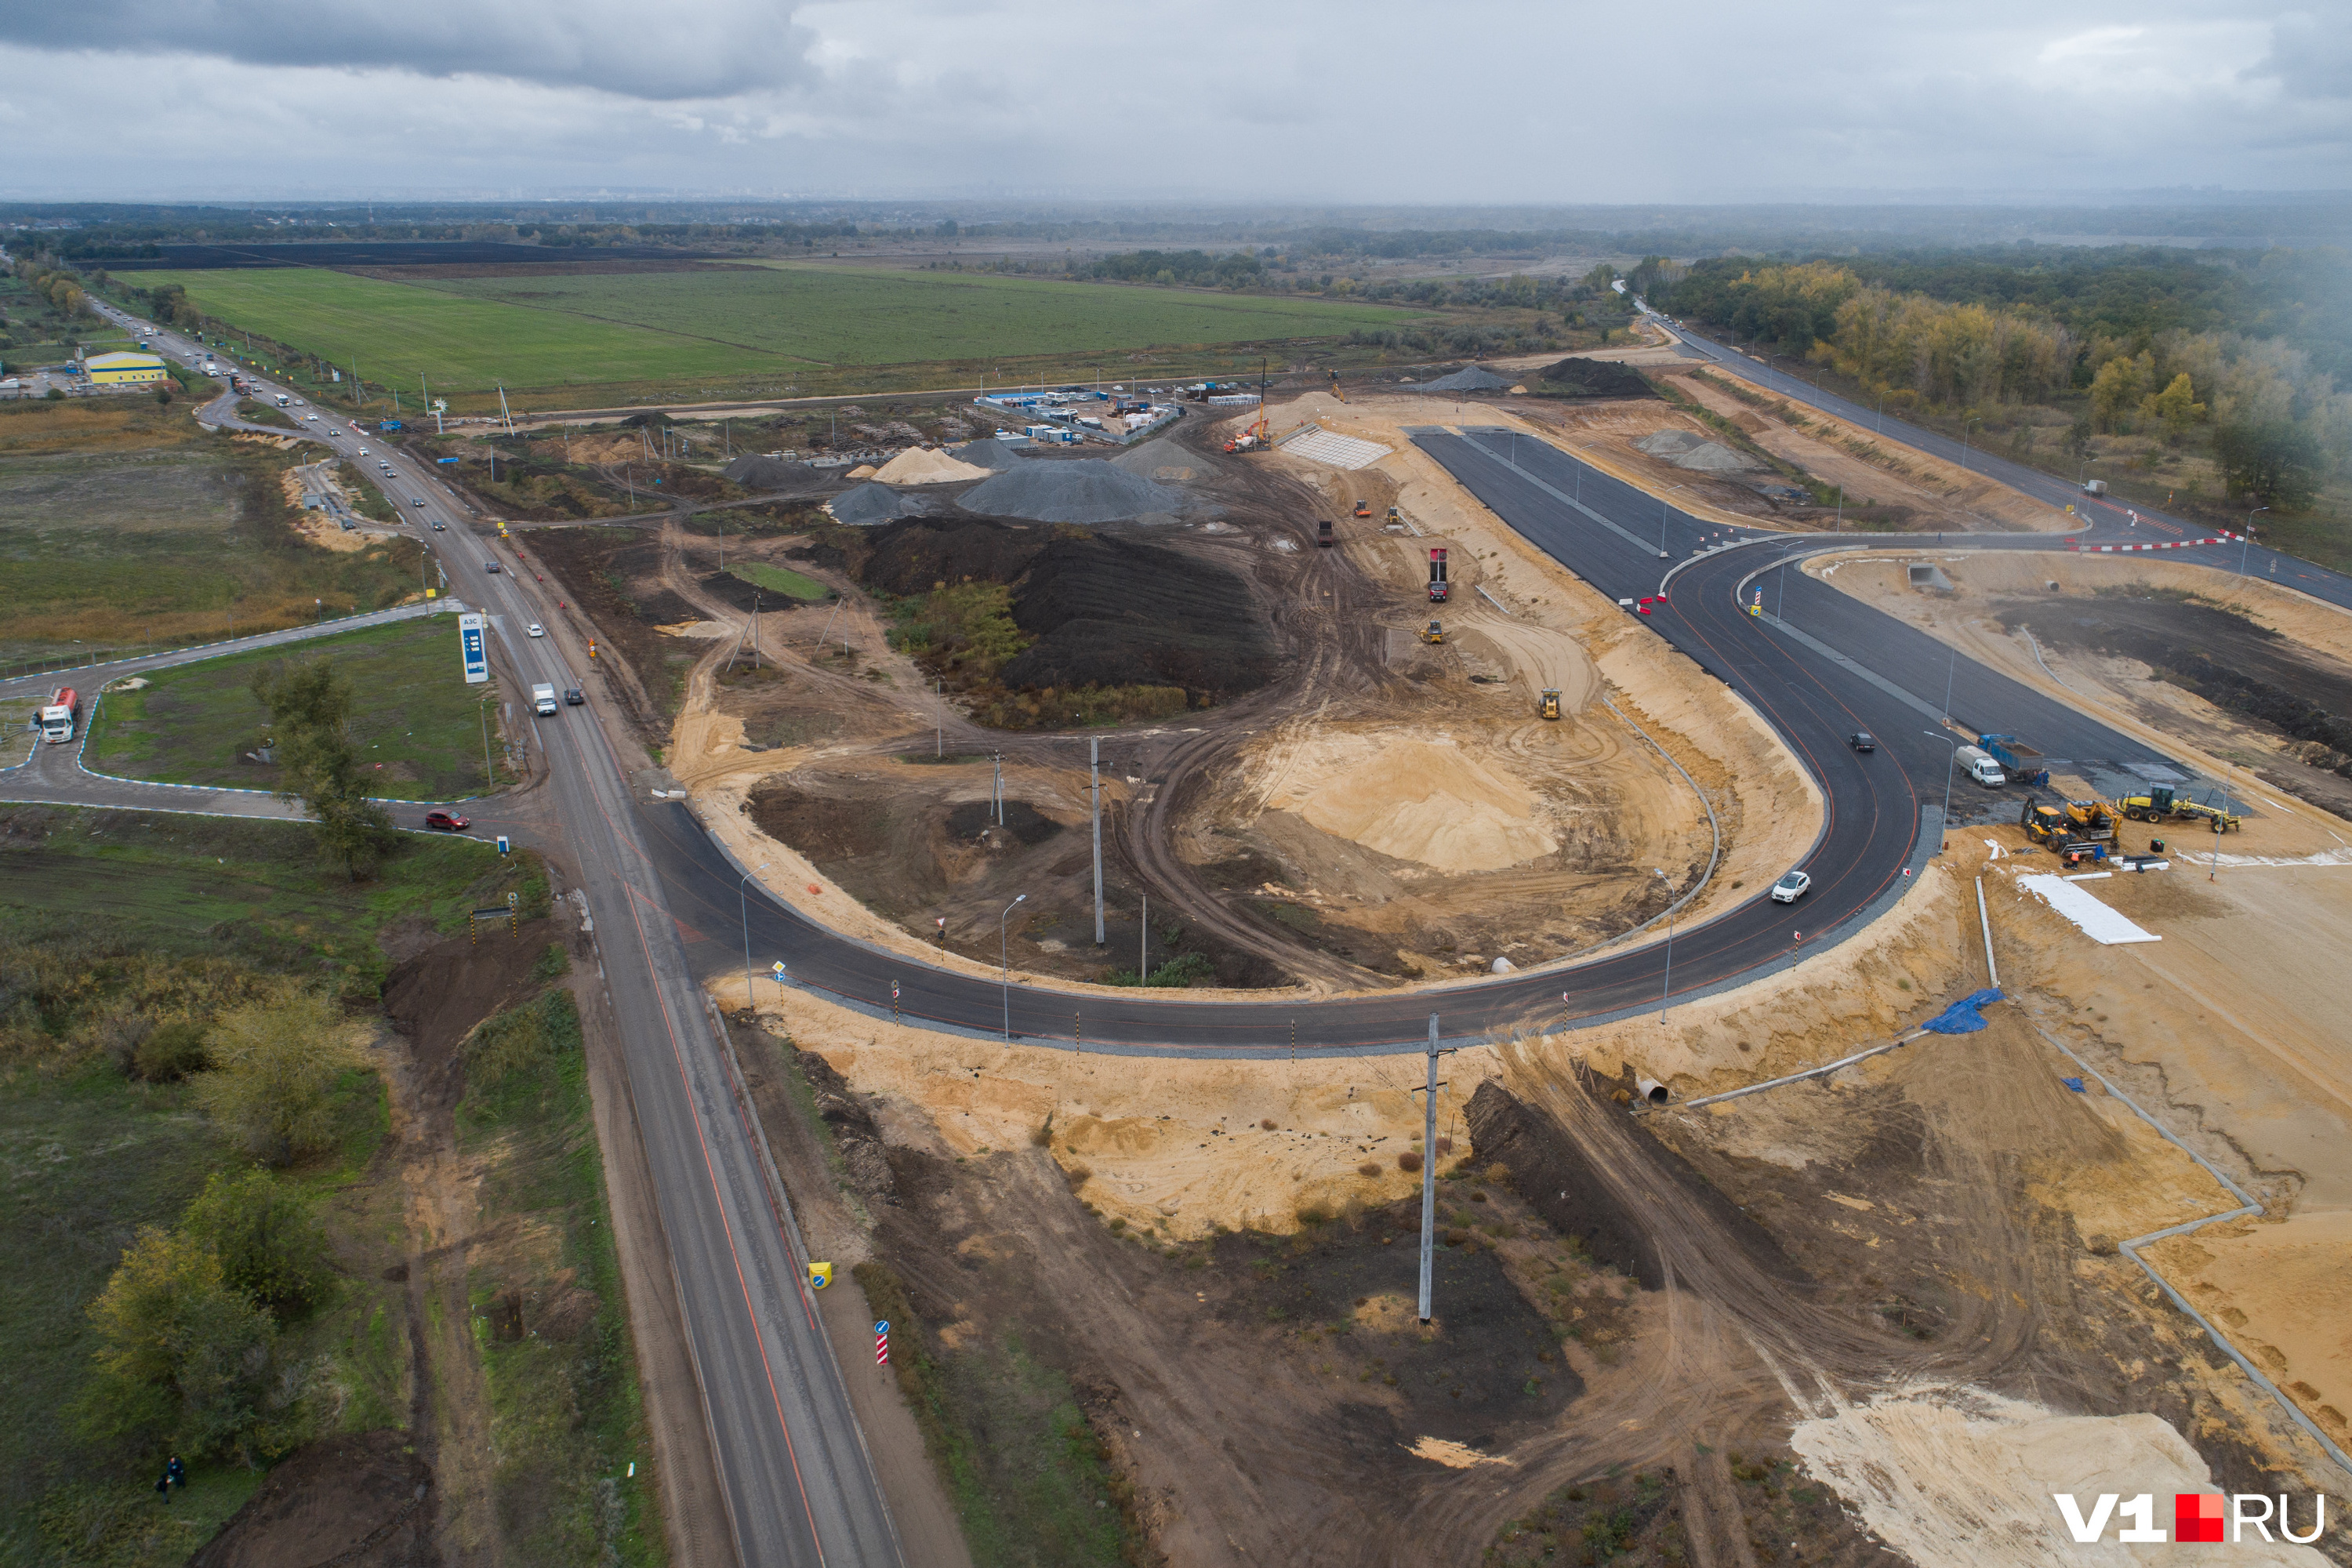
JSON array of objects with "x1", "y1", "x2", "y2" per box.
[
  {"x1": 458, "y1": 612, "x2": 488, "y2": 684},
  {"x1": 771, "y1": 960, "x2": 786, "y2": 980},
  {"x1": 875, "y1": 1321, "x2": 889, "y2": 1365},
  {"x1": 808, "y1": 1261, "x2": 831, "y2": 1290},
  {"x1": 495, "y1": 835, "x2": 510, "y2": 857}
]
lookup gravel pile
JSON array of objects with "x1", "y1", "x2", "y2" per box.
[
  {"x1": 1410, "y1": 364, "x2": 1513, "y2": 394},
  {"x1": 826, "y1": 481, "x2": 913, "y2": 525},
  {"x1": 723, "y1": 455, "x2": 820, "y2": 488},
  {"x1": 952, "y1": 437, "x2": 1026, "y2": 470},
  {"x1": 1635, "y1": 430, "x2": 1756, "y2": 473},
  {"x1": 955, "y1": 458, "x2": 1189, "y2": 524}
]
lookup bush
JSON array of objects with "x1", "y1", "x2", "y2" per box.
[
  {"x1": 464, "y1": 987, "x2": 581, "y2": 1086},
  {"x1": 133, "y1": 1018, "x2": 210, "y2": 1081},
  {"x1": 181, "y1": 1171, "x2": 334, "y2": 1316},
  {"x1": 530, "y1": 942, "x2": 572, "y2": 981},
  {"x1": 77, "y1": 1227, "x2": 274, "y2": 1457},
  {"x1": 192, "y1": 993, "x2": 363, "y2": 1166}
]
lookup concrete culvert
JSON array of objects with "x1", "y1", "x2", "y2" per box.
[{"x1": 1636, "y1": 1077, "x2": 1669, "y2": 1105}]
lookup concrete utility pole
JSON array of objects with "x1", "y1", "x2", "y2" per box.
[
  {"x1": 1417, "y1": 1014, "x2": 1454, "y2": 1324},
  {"x1": 1091, "y1": 738, "x2": 1105, "y2": 946}
]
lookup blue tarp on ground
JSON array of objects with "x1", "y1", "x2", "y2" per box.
[{"x1": 1922, "y1": 988, "x2": 2005, "y2": 1034}]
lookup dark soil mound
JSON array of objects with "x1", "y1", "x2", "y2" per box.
[
  {"x1": 1537, "y1": 358, "x2": 1657, "y2": 399},
  {"x1": 1002, "y1": 534, "x2": 1276, "y2": 699},
  {"x1": 697, "y1": 570, "x2": 809, "y2": 614},
  {"x1": 945, "y1": 799, "x2": 1063, "y2": 846},
  {"x1": 1464, "y1": 1078, "x2": 1801, "y2": 1291},
  {"x1": 383, "y1": 920, "x2": 563, "y2": 1104},
  {"x1": 724, "y1": 454, "x2": 822, "y2": 489},
  {"x1": 858, "y1": 517, "x2": 1051, "y2": 597},
  {"x1": 187, "y1": 1430, "x2": 430, "y2": 1568}
]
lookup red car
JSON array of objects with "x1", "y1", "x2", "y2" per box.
[{"x1": 423, "y1": 810, "x2": 470, "y2": 832}]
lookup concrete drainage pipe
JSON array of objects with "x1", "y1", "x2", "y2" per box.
[{"x1": 1635, "y1": 1077, "x2": 1670, "y2": 1105}]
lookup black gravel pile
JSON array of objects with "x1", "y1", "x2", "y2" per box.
[
  {"x1": 723, "y1": 454, "x2": 821, "y2": 488},
  {"x1": 953, "y1": 438, "x2": 1026, "y2": 470},
  {"x1": 1537, "y1": 358, "x2": 1657, "y2": 399},
  {"x1": 1001, "y1": 534, "x2": 1275, "y2": 699},
  {"x1": 955, "y1": 457, "x2": 1189, "y2": 523},
  {"x1": 858, "y1": 517, "x2": 1050, "y2": 597},
  {"x1": 829, "y1": 481, "x2": 911, "y2": 525}
]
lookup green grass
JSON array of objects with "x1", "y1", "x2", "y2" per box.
[
  {"x1": 727, "y1": 561, "x2": 831, "y2": 601},
  {"x1": 0, "y1": 412, "x2": 426, "y2": 664},
  {"x1": 458, "y1": 990, "x2": 662, "y2": 1567},
  {"x1": 125, "y1": 264, "x2": 1422, "y2": 397},
  {"x1": 0, "y1": 805, "x2": 530, "y2": 968},
  {"x1": 85, "y1": 615, "x2": 508, "y2": 801}
]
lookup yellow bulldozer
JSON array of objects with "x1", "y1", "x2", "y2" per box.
[
  {"x1": 1421, "y1": 619, "x2": 1446, "y2": 645},
  {"x1": 1538, "y1": 688, "x2": 1562, "y2": 720},
  {"x1": 2114, "y1": 785, "x2": 2241, "y2": 832}
]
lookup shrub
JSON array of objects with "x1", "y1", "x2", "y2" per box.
[
  {"x1": 134, "y1": 1018, "x2": 211, "y2": 1081},
  {"x1": 193, "y1": 993, "x2": 364, "y2": 1165},
  {"x1": 464, "y1": 987, "x2": 582, "y2": 1086},
  {"x1": 1398, "y1": 1151, "x2": 1424, "y2": 1173},
  {"x1": 181, "y1": 1171, "x2": 334, "y2": 1316},
  {"x1": 77, "y1": 1227, "x2": 274, "y2": 1457},
  {"x1": 530, "y1": 942, "x2": 571, "y2": 981}
]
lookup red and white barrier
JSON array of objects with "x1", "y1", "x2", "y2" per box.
[{"x1": 2067, "y1": 532, "x2": 2241, "y2": 554}]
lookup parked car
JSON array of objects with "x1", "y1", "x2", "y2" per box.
[
  {"x1": 423, "y1": 810, "x2": 470, "y2": 832},
  {"x1": 1848, "y1": 732, "x2": 1876, "y2": 752},
  {"x1": 526, "y1": 623, "x2": 546, "y2": 638},
  {"x1": 564, "y1": 688, "x2": 584, "y2": 706},
  {"x1": 1769, "y1": 870, "x2": 1812, "y2": 904}
]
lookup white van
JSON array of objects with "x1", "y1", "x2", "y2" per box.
[
  {"x1": 1955, "y1": 746, "x2": 2005, "y2": 786},
  {"x1": 532, "y1": 684, "x2": 559, "y2": 716}
]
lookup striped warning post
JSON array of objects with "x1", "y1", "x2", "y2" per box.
[{"x1": 875, "y1": 1320, "x2": 889, "y2": 1366}]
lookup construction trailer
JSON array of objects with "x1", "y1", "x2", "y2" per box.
[{"x1": 1428, "y1": 548, "x2": 1449, "y2": 602}]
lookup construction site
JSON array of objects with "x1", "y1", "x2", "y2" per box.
[{"x1": 478, "y1": 343, "x2": 2352, "y2": 1565}]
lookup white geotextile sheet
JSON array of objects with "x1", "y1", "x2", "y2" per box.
[{"x1": 2016, "y1": 873, "x2": 2161, "y2": 944}]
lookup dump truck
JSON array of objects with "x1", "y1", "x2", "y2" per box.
[
  {"x1": 1954, "y1": 745, "x2": 2005, "y2": 786},
  {"x1": 1977, "y1": 734, "x2": 2049, "y2": 789},
  {"x1": 1428, "y1": 547, "x2": 1449, "y2": 602},
  {"x1": 1316, "y1": 519, "x2": 1334, "y2": 548},
  {"x1": 1422, "y1": 620, "x2": 1446, "y2": 645},
  {"x1": 2114, "y1": 785, "x2": 2242, "y2": 832},
  {"x1": 37, "y1": 687, "x2": 79, "y2": 744},
  {"x1": 1538, "y1": 689, "x2": 1562, "y2": 720}
]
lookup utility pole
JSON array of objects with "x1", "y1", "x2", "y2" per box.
[
  {"x1": 1091, "y1": 738, "x2": 1106, "y2": 946},
  {"x1": 1416, "y1": 1014, "x2": 1454, "y2": 1325}
]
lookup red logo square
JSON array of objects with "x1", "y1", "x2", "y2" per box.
[{"x1": 2176, "y1": 1494, "x2": 2225, "y2": 1543}]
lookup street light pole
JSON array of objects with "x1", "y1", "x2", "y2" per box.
[
  {"x1": 1923, "y1": 730, "x2": 1960, "y2": 851},
  {"x1": 1657, "y1": 485, "x2": 1685, "y2": 558},
  {"x1": 739, "y1": 870, "x2": 758, "y2": 1011},
  {"x1": 998, "y1": 893, "x2": 1026, "y2": 1040},
  {"x1": 1655, "y1": 868, "x2": 1675, "y2": 1020},
  {"x1": 2241, "y1": 506, "x2": 2268, "y2": 576}
]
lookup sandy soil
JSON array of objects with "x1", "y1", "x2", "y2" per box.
[{"x1": 1662, "y1": 371, "x2": 2067, "y2": 532}]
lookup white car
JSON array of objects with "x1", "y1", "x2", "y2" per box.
[
  {"x1": 305, "y1": 413, "x2": 319, "y2": 422},
  {"x1": 526, "y1": 622, "x2": 546, "y2": 638},
  {"x1": 1769, "y1": 870, "x2": 1812, "y2": 904},
  {"x1": 358, "y1": 447, "x2": 368, "y2": 456}
]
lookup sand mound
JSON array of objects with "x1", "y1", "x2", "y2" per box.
[
  {"x1": 953, "y1": 437, "x2": 1026, "y2": 470},
  {"x1": 1635, "y1": 429, "x2": 1757, "y2": 472},
  {"x1": 1263, "y1": 733, "x2": 1556, "y2": 872},
  {"x1": 1411, "y1": 364, "x2": 1512, "y2": 394},
  {"x1": 844, "y1": 463, "x2": 878, "y2": 480},
  {"x1": 1792, "y1": 1388, "x2": 2325, "y2": 1568},
  {"x1": 872, "y1": 446, "x2": 994, "y2": 486},
  {"x1": 826, "y1": 481, "x2": 909, "y2": 525},
  {"x1": 956, "y1": 458, "x2": 1190, "y2": 524}
]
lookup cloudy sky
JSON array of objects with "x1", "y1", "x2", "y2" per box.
[{"x1": 0, "y1": 0, "x2": 2343, "y2": 204}]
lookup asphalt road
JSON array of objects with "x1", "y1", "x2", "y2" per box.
[{"x1": 51, "y1": 304, "x2": 906, "y2": 1568}]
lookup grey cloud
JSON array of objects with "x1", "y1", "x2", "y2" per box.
[
  {"x1": 0, "y1": 0, "x2": 815, "y2": 100},
  {"x1": 2252, "y1": 13, "x2": 2352, "y2": 101}
]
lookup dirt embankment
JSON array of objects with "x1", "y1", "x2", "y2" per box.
[{"x1": 187, "y1": 1432, "x2": 433, "y2": 1568}]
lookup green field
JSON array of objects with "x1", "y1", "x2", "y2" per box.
[
  {"x1": 128, "y1": 264, "x2": 1421, "y2": 395},
  {"x1": 728, "y1": 561, "x2": 831, "y2": 601},
  {"x1": 86, "y1": 616, "x2": 510, "y2": 801}
]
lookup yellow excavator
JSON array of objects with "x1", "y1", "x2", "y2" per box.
[
  {"x1": 1538, "y1": 689, "x2": 1562, "y2": 720},
  {"x1": 1422, "y1": 619, "x2": 1446, "y2": 645},
  {"x1": 1329, "y1": 369, "x2": 1347, "y2": 404}
]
